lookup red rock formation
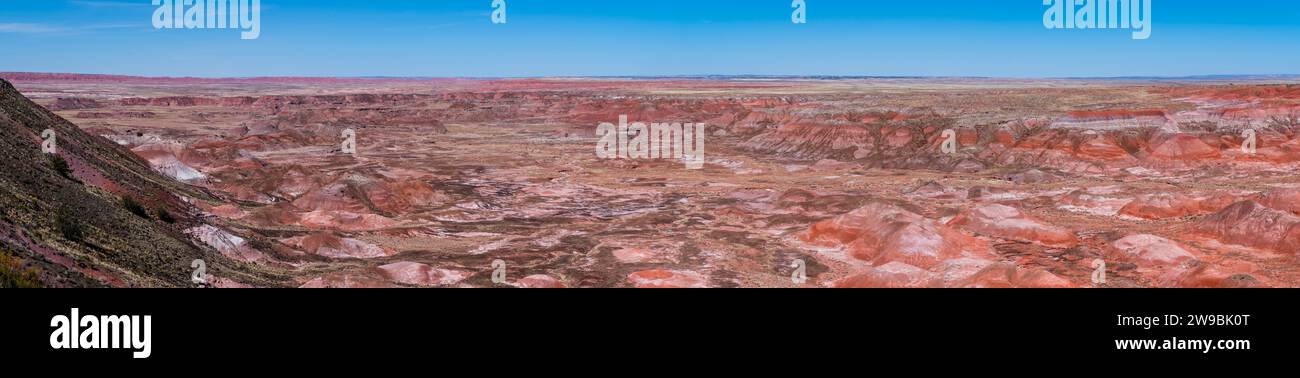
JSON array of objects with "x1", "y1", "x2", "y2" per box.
[
  {"x1": 612, "y1": 247, "x2": 675, "y2": 264},
  {"x1": 948, "y1": 204, "x2": 1077, "y2": 248},
  {"x1": 1196, "y1": 201, "x2": 1300, "y2": 254},
  {"x1": 1155, "y1": 261, "x2": 1264, "y2": 288},
  {"x1": 130, "y1": 144, "x2": 207, "y2": 182},
  {"x1": 1109, "y1": 234, "x2": 1197, "y2": 268},
  {"x1": 298, "y1": 211, "x2": 399, "y2": 232},
  {"x1": 1075, "y1": 136, "x2": 1134, "y2": 161},
  {"x1": 1119, "y1": 193, "x2": 1205, "y2": 219},
  {"x1": 293, "y1": 232, "x2": 392, "y2": 259},
  {"x1": 627, "y1": 270, "x2": 709, "y2": 288},
  {"x1": 803, "y1": 202, "x2": 991, "y2": 268},
  {"x1": 1143, "y1": 134, "x2": 1221, "y2": 161},
  {"x1": 292, "y1": 182, "x2": 368, "y2": 213},
  {"x1": 1056, "y1": 187, "x2": 1132, "y2": 216},
  {"x1": 299, "y1": 273, "x2": 396, "y2": 288},
  {"x1": 953, "y1": 263, "x2": 1074, "y2": 288},
  {"x1": 377, "y1": 262, "x2": 468, "y2": 286},
  {"x1": 1065, "y1": 109, "x2": 1167, "y2": 122},
  {"x1": 1258, "y1": 188, "x2": 1300, "y2": 215},
  {"x1": 1255, "y1": 138, "x2": 1300, "y2": 163},
  {"x1": 516, "y1": 275, "x2": 567, "y2": 288},
  {"x1": 833, "y1": 262, "x2": 931, "y2": 288},
  {"x1": 356, "y1": 178, "x2": 449, "y2": 215},
  {"x1": 743, "y1": 122, "x2": 876, "y2": 160},
  {"x1": 186, "y1": 225, "x2": 266, "y2": 263},
  {"x1": 48, "y1": 97, "x2": 103, "y2": 111},
  {"x1": 73, "y1": 111, "x2": 155, "y2": 119}
]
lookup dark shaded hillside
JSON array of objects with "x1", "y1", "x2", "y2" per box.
[{"x1": 0, "y1": 79, "x2": 282, "y2": 287}]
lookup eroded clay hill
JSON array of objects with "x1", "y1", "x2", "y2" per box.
[{"x1": 4, "y1": 74, "x2": 1299, "y2": 288}]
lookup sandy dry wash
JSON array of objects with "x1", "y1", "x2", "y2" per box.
[{"x1": 3, "y1": 73, "x2": 1299, "y2": 288}]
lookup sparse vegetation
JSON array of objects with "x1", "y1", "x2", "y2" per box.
[
  {"x1": 56, "y1": 208, "x2": 83, "y2": 243},
  {"x1": 1180, "y1": 121, "x2": 1220, "y2": 133},
  {"x1": 122, "y1": 196, "x2": 149, "y2": 219},
  {"x1": 3, "y1": 77, "x2": 286, "y2": 288},
  {"x1": 0, "y1": 252, "x2": 42, "y2": 288},
  {"x1": 156, "y1": 207, "x2": 175, "y2": 223},
  {"x1": 1268, "y1": 114, "x2": 1300, "y2": 133},
  {"x1": 1009, "y1": 119, "x2": 1048, "y2": 142},
  {"x1": 48, "y1": 153, "x2": 72, "y2": 178}
]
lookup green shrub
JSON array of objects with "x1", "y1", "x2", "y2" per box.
[
  {"x1": 48, "y1": 154, "x2": 72, "y2": 178},
  {"x1": 0, "y1": 253, "x2": 42, "y2": 288},
  {"x1": 122, "y1": 197, "x2": 149, "y2": 219},
  {"x1": 56, "y1": 209, "x2": 83, "y2": 243},
  {"x1": 156, "y1": 207, "x2": 175, "y2": 223}
]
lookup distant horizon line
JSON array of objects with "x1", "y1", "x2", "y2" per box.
[{"x1": 3, "y1": 71, "x2": 1300, "y2": 82}]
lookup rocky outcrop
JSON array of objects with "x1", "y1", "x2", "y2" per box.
[
  {"x1": 289, "y1": 233, "x2": 392, "y2": 259},
  {"x1": 1142, "y1": 133, "x2": 1222, "y2": 161},
  {"x1": 377, "y1": 262, "x2": 468, "y2": 286},
  {"x1": 948, "y1": 204, "x2": 1077, "y2": 248},
  {"x1": 1109, "y1": 234, "x2": 1198, "y2": 268},
  {"x1": 48, "y1": 97, "x2": 103, "y2": 111},
  {"x1": 627, "y1": 270, "x2": 709, "y2": 288},
  {"x1": 802, "y1": 201, "x2": 991, "y2": 268},
  {"x1": 1196, "y1": 201, "x2": 1300, "y2": 254},
  {"x1": 1257, "y1": 188, "x2": 1300, "y2": 215}
]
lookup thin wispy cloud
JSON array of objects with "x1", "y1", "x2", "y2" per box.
[
  {"x1": 82, "y1": 23, "x2": 145, "y2": 30},
  {"x1": 383, "y1": 22, "x2": 465, "y2": 32},
  {"x1": 0, "y1": 22, "x2": 145, "y2": 35},
  {"x1": 0, "y1": 23, "x2": 61, "y2": 34},
  {"x1": 69, "y1": 0, "x2": 152, "y2": 8},
  {"x1": 1, "y1": 1, "x2": 149, "y2": 34},
  {"x1": 5, "y1": 0, "x2": 1300, "y2": 77}
]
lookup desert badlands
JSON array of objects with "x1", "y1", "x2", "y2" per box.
[{"x1": 2, "y1": 73, "x2": 1298, "y2": 288}]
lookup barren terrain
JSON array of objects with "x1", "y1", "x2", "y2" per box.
[{"x1": 4, "y1": 73, "x2": 1299, "y2": 287}]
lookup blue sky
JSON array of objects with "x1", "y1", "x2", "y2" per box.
[{"x1": 0, "y1": 0, "x2": 1297, "y2": 78}]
